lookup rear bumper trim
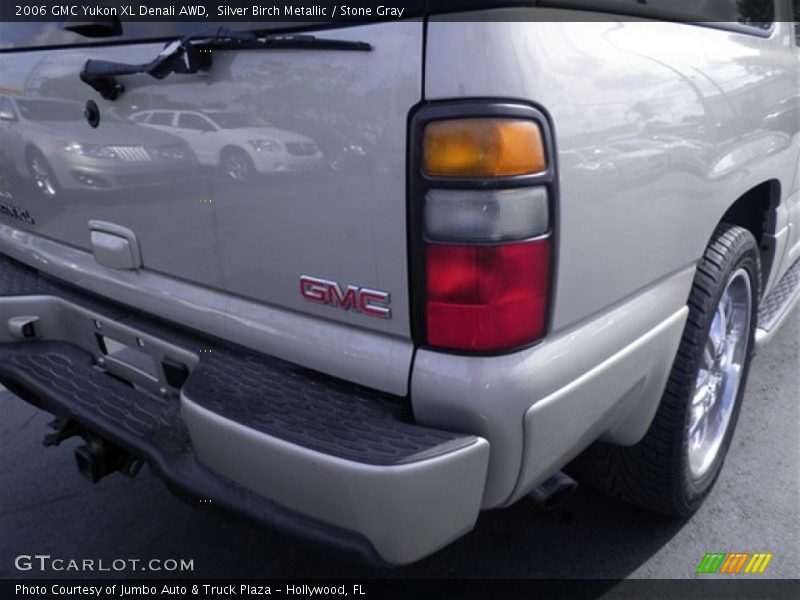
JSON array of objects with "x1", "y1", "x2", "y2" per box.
[
  {"x1": 183, "y1": 397, "x2": 489, "y2": 565},
  {"x1": 0, "y1": 253, "x2": 490, "y2": 565}
]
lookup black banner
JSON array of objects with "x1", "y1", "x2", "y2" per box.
[
  {"x1": 4, "y1": 579, "x2": 800, "y2": 600},
  {"x1": 0, "y1": 0, "x2": 792, "y2": 23}
]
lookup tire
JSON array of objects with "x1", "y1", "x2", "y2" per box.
[
  {"x1": 27, "y1": 150, "x2": 60, "y2": 198},
  {"x1": 221, "y1": 147, "x2": 256, "y2": 183},
  {"x1": 569, "y1": 224, "x2": 761, "y2": 516}
]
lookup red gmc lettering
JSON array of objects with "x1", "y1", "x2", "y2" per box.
[
  {"x1": 328, "y1": 283, "x2": 359, "y2": 310},
  {"x1": 359, "y1": 289, "x2": 391, "y2": 319},
  {"x1": 299, "y1": 276, "x2": 328, "y2": 304},
  {"x1": 300, "y1": 276, "x2": 391, "y2": 319}
]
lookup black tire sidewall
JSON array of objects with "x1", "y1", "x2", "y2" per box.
[{"x1": 679, "y1": 227, "x2": 760, "y2": 511}]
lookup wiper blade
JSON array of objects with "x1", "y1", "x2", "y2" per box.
[
  {"x1": 80, "y1": 30, "x2": 372, "y2": 101},
  {"x1": 199, "y1": 30, "x2": 372, "y2": 52}
]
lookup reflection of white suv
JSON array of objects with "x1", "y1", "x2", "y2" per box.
[{"x1": 131, "y1": 110, "x2": 323, "y2": 182}]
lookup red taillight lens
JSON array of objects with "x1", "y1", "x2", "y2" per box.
[{"x1": 426, "y1": 241, "x2": 550, "y2": 351}]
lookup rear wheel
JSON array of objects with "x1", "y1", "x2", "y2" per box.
[{"x1": 570, "y1": 224, "x2": 760, "y2": 516}]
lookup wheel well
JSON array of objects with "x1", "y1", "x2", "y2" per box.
[{"x1": 720, "y1": 180, "x2": 780, "y2": 294}]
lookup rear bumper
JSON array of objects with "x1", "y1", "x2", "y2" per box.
[
  {"x1": 183, "y1": 398, "x2": 488, "y2": 565},
  {"x1": 412, "y1": 265, "x2": 694, "y2": 508},
  {"x1": 0, "y1": 254, "x2": 489, "y2": 565}
]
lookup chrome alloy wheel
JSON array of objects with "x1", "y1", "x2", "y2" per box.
[{"x1": 688, "y1": 268, "x2": 752, "y2": 479}]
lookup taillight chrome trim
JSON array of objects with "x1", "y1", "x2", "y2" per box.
[{"x1": 407, "y1": 100, "x2": 560, "y2": 356}]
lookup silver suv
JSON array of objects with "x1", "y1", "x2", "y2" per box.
[{"x1": 0, "y1": 2, "x2": 798, "y2": 565}]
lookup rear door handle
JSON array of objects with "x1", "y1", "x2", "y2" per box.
[{"x1": 88, "y1": 220, "x2": 142, "y2": 270}]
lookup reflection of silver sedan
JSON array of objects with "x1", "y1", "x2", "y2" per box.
[
  {"x1": 763, "y1": 95, "x2": 800, "y2": 137},
  {"x1": 0, "y1": 96, "x2": 196, "y2": 197},
  {"x1": 607, "y1": 140, "x2": 670, "y2": 180},
  {"x1": 130, "y1": 110, "x2": 324, "y2": 182}
]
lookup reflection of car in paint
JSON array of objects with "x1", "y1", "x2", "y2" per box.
[
  {"x1": 266, "y1": 115, "x2": 375, "y2": 172},
  {"x1": 562, "y1": 140, "x2": 671, "y2": 182},
  {"x1": 0, "y1": 139, "x2": 13, "y2": 198},
  {"x1": 1, "y1": 3, "x2": 799, "y2": 568},
  {"x1": 607, "y1": 140, "x2": 671, "y2": 180},
  {"x1": 130, "y1": 110, "x2": 323, "y2": 181},
  {"x1": 0, "y1": 96, "x2": 195, "y2": 197},
  {"x1": 763, "y1": 95, "x2": 800, "y2": 136}
]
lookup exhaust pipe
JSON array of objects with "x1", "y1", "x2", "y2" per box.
[
  {"x1": 529, "y1": 471, "x2": 578, "y2": 510},
  {"x1": 74, "y1": 437, "x2": 133, "y2": 483}
]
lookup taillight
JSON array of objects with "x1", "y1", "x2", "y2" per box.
[
  {"x1": 424, "y1": 119, "x2": 546, "y2": 177},
  {"x1": 426, "y1": 242, "x2": 550, "y2": 350},
  {"x1": 410, "y1": 105, "x2": 556, "y2": 353}
]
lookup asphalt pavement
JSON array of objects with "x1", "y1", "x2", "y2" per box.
[{"x1": 1, "y1": 309, "x2": 797, "y2": 580}]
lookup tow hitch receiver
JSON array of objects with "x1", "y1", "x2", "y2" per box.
[
  {"x1": 43, "y1": 417, "x2": 144, "y2": 483},
  {"x1": 74, "y1": 435, "x2": 144, "y2": 483}
]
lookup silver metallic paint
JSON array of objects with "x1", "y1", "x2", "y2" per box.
[
  {"x1": 182, "y1": 396, "x2": 490, "y2": 566},
  {"x1": 1, "y1": 11, "x2": 799, "y2": 559},
  {"x1": 415, "y1": 11, "x2": 800, "y2": 507},
  {"x1": 0, "y1": 226, "x2": 412, "y2": 395}
]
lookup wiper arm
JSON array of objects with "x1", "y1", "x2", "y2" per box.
[
  {"x1": 80, "y1": 37, "x2": 211, "y2": 101},
  {"x1": 80, "y1": 30, "x2": 372, "y2": 101}
]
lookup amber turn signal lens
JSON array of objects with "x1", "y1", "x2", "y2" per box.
[{"x1": 424, "y1": 119, "x2": 546, "y2": 178}]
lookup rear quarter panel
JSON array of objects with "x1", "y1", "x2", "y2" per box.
[
  {"x1": 426, "y1": 12, "x2": 800, "y2": 332},
  {"x1": 416, "y1": 12, "x2": 799, "y2": 506}
]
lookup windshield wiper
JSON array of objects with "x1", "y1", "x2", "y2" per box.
[
  {"x1": 80, "y1": 30, "x2": 373, "y2": 101},
  {"x1": 205, "y1": 30, "x2": 372, "y2": 52}
]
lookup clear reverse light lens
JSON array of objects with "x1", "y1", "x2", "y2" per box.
[{"x1": 425, "y1": 187, "x2": 549, "y2": 243}]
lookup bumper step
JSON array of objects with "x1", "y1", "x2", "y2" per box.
[
  {"x1": 0, "y1": 339, "x2": 385, "y2": 563},
  {"x1": 0, "y1": 254, "x2": 490, "y2": 564},
  {"x1": 0, "y1": 341, "x2": 190, "y2": 460},
  {"x1": 0, "y1": 253, "x2": 472, "y2": 466}
]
